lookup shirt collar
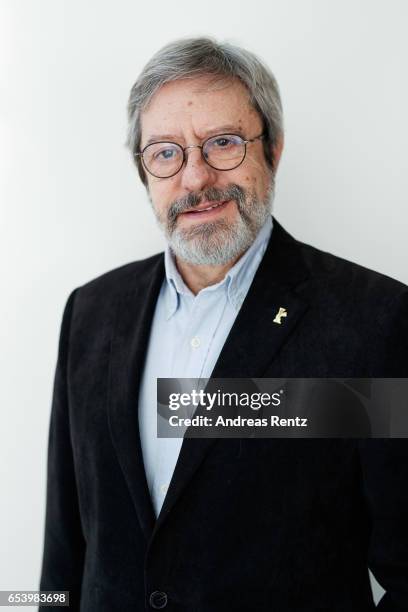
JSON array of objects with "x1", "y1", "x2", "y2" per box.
[{"x1": 164, "y1": 215, "x2": 273, "y2": 319}]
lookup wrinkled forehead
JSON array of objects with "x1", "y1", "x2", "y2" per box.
[{"x1": 140, "y1": 75, "x2": 262, "y2": 144}]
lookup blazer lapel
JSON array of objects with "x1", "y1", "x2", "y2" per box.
[
  {"x1": 107, "y1": 255, "x2": 165, "y2": 541},
  {"x1": 153, "y1": 218, "x2": 311, "y2": 534}
]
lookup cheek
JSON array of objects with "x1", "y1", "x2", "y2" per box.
[
  {"x1": 148, "y1": 181, "x2": 174, "y2": 214},
  {"x1": 231, "y1": 153, "x2": 267, "y2": 188},
  {"x1": 234, "y1": 168, "x2": 265, "y2": 195},
  {"x1": 239, "y1": 172, "x2": 270, "y2": 205},
  {"x1": 241, "y1": 160, "x2": 271, "y2": 199}
]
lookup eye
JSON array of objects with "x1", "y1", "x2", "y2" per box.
[
  {"x1": 154, "y1": 147, "x2": 177, "y2": 160},
  {"x1": 213, "y1": 136, "x2": 234, "y2": 148}
]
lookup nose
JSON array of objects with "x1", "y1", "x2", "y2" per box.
[{"x1": 180, "y1": 146, "x2": 217, "y2": 192}]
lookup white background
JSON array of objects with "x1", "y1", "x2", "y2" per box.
[{"x1": 1, "y1": 0, "x2": 407, "y2": 608}]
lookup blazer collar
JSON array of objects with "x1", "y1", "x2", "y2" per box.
[
  {"x1": 107, "y1": 254, "x2": 165, "y2": 541},
  {"x1": 107, "y1": 217, "x2": 311, "y2": 541}
]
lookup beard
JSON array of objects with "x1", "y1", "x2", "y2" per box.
[{"x1": 150, "y1": 177, "x2": 275, "y2": 265}]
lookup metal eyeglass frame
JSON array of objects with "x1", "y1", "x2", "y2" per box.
[{"x1": 134, "y1": 133, "x2": 265, "y2": 179}]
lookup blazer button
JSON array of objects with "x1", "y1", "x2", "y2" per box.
[{"x1": 149, "y1": 591, "x2": 168, "y2": 609}]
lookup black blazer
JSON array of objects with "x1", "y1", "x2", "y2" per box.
[{"x1": 39, "y1": 218, "x2": 408, "y2": 611}]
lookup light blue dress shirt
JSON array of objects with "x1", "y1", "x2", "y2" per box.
[{"x1": 138, "y1": 216, "x2": 273, "y2": 516}]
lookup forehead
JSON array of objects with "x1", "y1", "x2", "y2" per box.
[{"x1": 140, "y1": 76, "x2": 262, "y2": 143}]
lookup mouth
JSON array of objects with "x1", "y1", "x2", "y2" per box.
[{"x1": 180, "y1": 200, "x2": 231, "y2": 220}]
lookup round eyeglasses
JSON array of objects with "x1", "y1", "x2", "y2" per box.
[{"x1": 134, "y1": 133, "x2": 265, "y2": 179}]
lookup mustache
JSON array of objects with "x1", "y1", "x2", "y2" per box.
[{"x1": 167, "y1": 184, "x2": 246, "y2": 228}]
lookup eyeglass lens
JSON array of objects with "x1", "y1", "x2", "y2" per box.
[{"x1": 142, "y1": 134, "x2": 246, "y2": 178}]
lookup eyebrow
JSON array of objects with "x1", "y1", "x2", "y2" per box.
[{"x1": 143, "y1": 124, "x2": 245, "y2": 147}]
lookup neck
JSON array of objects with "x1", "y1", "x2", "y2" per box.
[{"x1": 175, "y1": 254, "x2": 244, "y2": 295}]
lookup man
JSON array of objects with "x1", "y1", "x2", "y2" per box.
[{"x1": 39, "y1": 37, "x2": 408, "y2": 611}]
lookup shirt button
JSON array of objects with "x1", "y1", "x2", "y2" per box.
[
  {"x1": 160, "y1": 484, "x2": 168, "y2": 494},
  {"x1": 149, "y1": 591, "x2": 168, "y2": 609},
  {"x1": 191, "y1": 336, "x2": 201, "y2": 348}
]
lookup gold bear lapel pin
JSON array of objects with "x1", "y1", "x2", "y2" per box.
[{"x1": 273, "y1": 307, "x2": 288, "y2": 324}]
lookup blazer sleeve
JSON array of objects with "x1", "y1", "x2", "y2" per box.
[
  {"x1": 38, "y1": 289, "x2": 86, "y2": 611},
  {"x1": 359, "y1": 288, "x2": 408, "y2": 611}
]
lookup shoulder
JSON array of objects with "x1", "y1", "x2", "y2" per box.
[
  {"x1": 73, "y1": 252, "x2": 164, "y2": 300},
  {"x1": 292, "y1": 232, "x2": 408, "y2": 369},
  {"x1": 304, "y1": 246, "x2": 407, "y2": 319},
  {"x1": 301, "y1": 240, "x2": 406, "y2": 298},
  {"x1": 272, "y1": 221, "x2": 408, "y2": 374},
  {"x1": 60, "y1": 251, "x2": 165, "y2": 348},
  {"x1": 273, "y1": 219, "x2": 407, "y2": 304},
  {"x1": 272, "y1": 220, "x2": 408, "y2": 366}
]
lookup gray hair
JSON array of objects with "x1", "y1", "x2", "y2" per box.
[{"x1": 126, "y1": 37, "x2": 284, "y2": 185}]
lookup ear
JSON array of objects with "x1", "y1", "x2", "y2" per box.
[{"x1": 271, "y1": 134, "x2": 284, "y2": 171}]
